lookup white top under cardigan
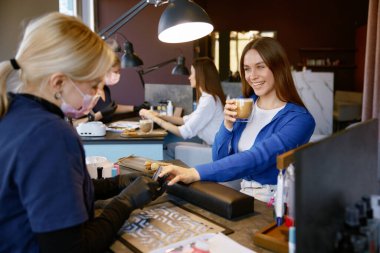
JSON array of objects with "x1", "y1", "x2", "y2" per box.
[
  {"x1": 179, "y1": 92, "x2": 224, "y2": 145},
  {"x1": 238, "y1": 101, "x2": 285, "y2": 152}
]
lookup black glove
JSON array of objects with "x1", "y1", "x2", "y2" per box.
[
  {"x1": 114, "y1": 172, "x2": 144, "y2": 191},
  {"x1": 92, "y1": 172, "x2": 143, "y2": 200},
  {"x1": 97, "y1": 176, "x2": 165, "y2": 236},
  {"x1": 133, "y1": 101, "x2": 151, "y2": 112},
  {"x1": 115, "y1": 176, "x2": 162, "y2": 209},
  {"x1": 100, "y1": 100, "x2": 117, "y2": 117}
]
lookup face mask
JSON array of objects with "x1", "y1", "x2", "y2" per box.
[
  {"x1": 60, "y1": 80, "x2": 100, "y2": 119},
  {"x1": 105, "y1": 72, "x2": 120, "y2": 86}
]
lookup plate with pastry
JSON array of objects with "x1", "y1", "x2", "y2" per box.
[
  {"x1": 120, "y1": 129, "x2": 167, "y2": 138},
  {"x1": 117, "y1": 155, "x2": 171, "y2": 175}
]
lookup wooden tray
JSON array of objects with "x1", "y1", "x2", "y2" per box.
[
  {"x1": 120, "y1": 129, "x2": 167, "y2": 138},
  {"x1": 253, "y1": 222, "x2": 289, "y2": 253},
  {"x1": 117, "y1": 155, "x2": 171, "y2": 175}
]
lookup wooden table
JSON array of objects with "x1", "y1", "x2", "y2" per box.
[{"x1": 110, "y1": 159, "x2": 275, "y2": 253}]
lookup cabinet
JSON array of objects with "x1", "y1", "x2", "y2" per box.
[{"x1": 298, "y1": 48, "x2": 356, "y2": 91}]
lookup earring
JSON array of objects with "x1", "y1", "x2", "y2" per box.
[{"x1": 54, "y1": 92, "x2": 62, "y2": 100}]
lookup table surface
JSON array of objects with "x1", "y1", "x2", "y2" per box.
[
  {"x1": 169, "y1": 195, "x2": 274, "y2": 253},
  {"x1": 112, "y1": 158, "x2": 275, "y2": 253},
  {"x1": 108, "y1": 194, "x2": 274, "y2": 253},
  {"x1": 81, "y1": 131, "x2": 166, "y2": 143},
  {"x1": 82, "y1": 130, "x2": 166, "y2": 162}
]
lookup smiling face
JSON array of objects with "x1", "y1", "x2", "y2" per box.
[{"x1": 243, "y1": 49, "x2": 276, "y2": 100}]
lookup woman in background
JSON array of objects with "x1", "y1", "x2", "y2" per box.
[
  {"x1": 159, "y1": 37, "x2": 315, "y2": 203},
  {"x1": 0, "y1": 12, "x2": 161, "y2": 253},
  {"x1": 73, "y1": 55, "x2": 149, "y2": 125},
  {"x1": 139, "y1": 57, "x2": 225, "y2": 159}
]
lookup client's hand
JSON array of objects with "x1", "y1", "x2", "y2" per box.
[
  {"x1": 159, "y1": 165, "x2": 200, "y2": 186},
  {"x1": 115, "y1": 176, "x2": 162, "y2": 209},
  {"x1": 139, "y1": 109, "x2": 156, "y2": 119},
  {"x1": 224, "y1": 99, "x2": 238, "y2": 129}
]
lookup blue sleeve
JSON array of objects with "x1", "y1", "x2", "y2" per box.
[
  {"x1": 211, "y1": 123, "x2": 234, "y2": 161},
  {"x1": 16, "y1": 120, "x2": 91, "y2": 233},
  {"x1": 196, "y1": 112, "x2": 315, "y2": 182}
]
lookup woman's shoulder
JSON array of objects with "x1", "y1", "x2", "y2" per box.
[
  {"x1": 200, "y1": 91, "x2": 213, "y2": 98},
  {"x1": 199, "y1": 92, "x2": 216, "y2": 103},
  {"x1": 282, "y1": 102, "x2": 316, "y2": 126},
  {"x1": 285, "y1": 102, "x2": 310, "y2": 113}
]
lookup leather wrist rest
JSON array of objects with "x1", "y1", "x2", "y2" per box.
[{"x1": 167, "y1": 181, "x2": 254, "y2": 220}]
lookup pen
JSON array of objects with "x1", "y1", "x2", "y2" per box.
[
  {"x1": 288, "y1": 226, "x2": 296, "y2": 253},
  {"x1": 275, "y1": 169, "x2": 284, "y2": 226}
]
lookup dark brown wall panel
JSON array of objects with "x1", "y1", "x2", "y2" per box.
[{"x1": 97, "y1": 0, "x2": 369, "y2": 104}]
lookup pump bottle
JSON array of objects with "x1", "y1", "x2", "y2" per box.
[{"x1": 167, "y1": 100, "x2": 173, "y2": 116}]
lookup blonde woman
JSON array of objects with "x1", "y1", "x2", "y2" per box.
[{"x1": 0, "y1": 13, "x2": 161, "y2": 253}]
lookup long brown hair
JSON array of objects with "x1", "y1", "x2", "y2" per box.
[
  {"x1": 193, "y1": 57, "x2": 226, "y2": 106},
  {"x1": 240, "y1": 37, "x2": 305, "y2": 107}
]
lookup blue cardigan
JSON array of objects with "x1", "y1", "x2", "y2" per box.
[{"x1": 195, "y1": 95, "x2": 315, "y2": 185}]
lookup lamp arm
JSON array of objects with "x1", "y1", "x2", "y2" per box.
[
  {"x1": 139, "y1": 58, "x2": 177, "y2": 75},
  {"x1": 137, "y1": 71, "x2": 146, "y2": 89},
  {"x1": 99, "y1": 0, "x2": 148, "y2": 39}
]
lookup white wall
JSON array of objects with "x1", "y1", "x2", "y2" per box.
[{"x1": 0, "y1": 0, "x2": 58, "y2": 60}]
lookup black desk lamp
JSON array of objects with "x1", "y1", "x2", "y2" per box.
[
  {"x1": 98, "y1": 0, "x2": 213, "y2": 67},
  {"x1": 106, "y1": 33, "x2": 144, "y2": 68},
  {"x1": 137, "y1": 56, "x2": 190, "y2": 88}
]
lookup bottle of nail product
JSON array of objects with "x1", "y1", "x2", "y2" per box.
[{"x1": 335, "y1": 206, "x2": 368, "y2": 253}]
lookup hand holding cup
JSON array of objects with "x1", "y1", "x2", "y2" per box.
[{"x1": 223, "y1": 99, "x2": 238, "y2": 129}]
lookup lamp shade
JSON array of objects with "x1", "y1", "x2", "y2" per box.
[
  {"x1": 172, "y1": 56, "x2": 189, "y2": 75},
  {"x1": 121, "y1": 41, "x2": 143, "y2": 68},
  {"x1": 158, "y1": 0, "x2": 214, "y2": 43}
]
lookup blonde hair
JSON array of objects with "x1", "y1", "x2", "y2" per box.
[{"x1": 0, "y1": 12, "x2": 114, "y2": 117}]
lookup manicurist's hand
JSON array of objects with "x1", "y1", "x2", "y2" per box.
[
  {"x1": 100, "y1": 100, "x2": 117, "y2": 117},
  {"x1": 159, "y1": 165, "x2": 200, "y2": 186},
  {"x1": 115, "y1": 176, "x2": 162, "y2": 209},
  {"x1": 114, "y1": 172, "x2": 144, "y2": 190},
  {"x1": 223, "y1": 99, "x2": 237, "y2": 129},
  {"x1": 133, "y1": 101, "x2": 151, "y2": 112}
]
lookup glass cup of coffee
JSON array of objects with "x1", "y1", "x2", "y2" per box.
[
  {"x1": 235, "y1": 98, "x2": 253, "y2": 122},
  {"x1": 139, "y1": 119, "x2": 153, "y2": 134}
]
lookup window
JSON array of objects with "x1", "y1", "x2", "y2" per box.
[
  {"x1": 59, "y1": 0, "x2": 95, "y2": 31},
  {"x1": 211, "y1": 30, "x2": 276, "y2": 80},
  {"x1": 59, "y1": 0, "x2": 77, "y2": 16}
]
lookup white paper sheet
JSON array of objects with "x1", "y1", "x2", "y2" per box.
[
  {"x1": 149, "y1": 233, "x2": 256, "y2": 253},
  {"x1": 106, "y1": 121, "x2": 140, "y2": 132}
]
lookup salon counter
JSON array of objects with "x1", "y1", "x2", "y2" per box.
[
  {"x1": 81, "y1": 131, "x2": 165, "y2": 162},
  {"x1": 109, "y1": 159, "x2": 275, "y2": 253}
]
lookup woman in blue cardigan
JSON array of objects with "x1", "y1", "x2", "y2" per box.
[{"x1": 160, "y1": 37, "x2": 315, "y2": 203}]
